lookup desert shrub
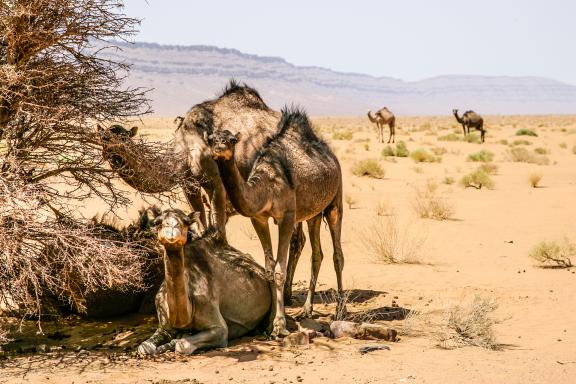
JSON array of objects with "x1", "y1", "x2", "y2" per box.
[
  {"x1": 442, "y1": 176, "x2": 455, "y2": 185},
  {"x1": 572, "y1": 145, "x2": 576, "y2": 155},
  {"x1": 376, "y1": 201, "x2": 395, "y2": 217},
  {"x1": 412, "y1": 180, "x2": 454, "y2": 220},
  {"x1": 467, "y1": 150, "x2": 494, "y2": 162},
  {"x1": 463, "y1": 133, "x2": 482, "y2": 144},
  {"x1": 381, "y1": 145, "x2": 395, "y2": 157},
  {"x1": 506, "y1": 147, "x2": 550, "y2": 165},
  {"x1": 529, "y1": 239, "x2": 574, "y2": 268},
  {"x1": 559, "y1": 142, "x2": 567, "y2": 149},
  {"x1": 395, "y1": 141, "x2": 410, "y2": 157},
  {"x1": 381, "y1": 141, "x2": 409, "y2": 158},
  {"x1": 345, "y1": 194, "x2": 357, "y2": 209},
  {"x1": 498, "y1": 139, "x2": 509, "y2": 145},
  {"x1": 332, "y1": 130, "x2": 353, "y2": 140},
  {"x1": 460, "y1": 169, "x2": 495, "y2": 189},
  {"x1": 438, "y1": 133, "x2": 461, "y2": 142},
  {"x1": 363, "y1": 143, "x2": 370, "y2": 151},
  {"x1": 534, "y1": 147, "x2": 549, "y2": 155},
  {"x1": 410, "y1": 149, "x2": 441, "y2": 163},
  {"x1": 359, "y1": 216, "x2": 426, "y2": 264},
  {"x1": 478, "y1": 163, "x2": 499, "y2": 175},
  {"x1": 511, "y1": 139, "x2": 532, "y2": 146},
  {"x1": 436, "y1": 296, "x2": 500, "y2": 350},
  {"x1": 516, "y1": 128, "x2": 538, "y2": 137},
  {"x1": 528, "y1": 172, "x2": 543, "y2": 188},
  {"x1": 351, "y1": 159, "x2": 385, "y2": 179}
]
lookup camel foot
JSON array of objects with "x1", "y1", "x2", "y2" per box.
[
  {"x1": 156, "y1": 339, "x2": 177, "y2": 354},
  {"x1": 335, "y1": 302, "x2": 348, "y2": 321},
  {"x1": 271, "y1": 317, "x2": 290, "y2": 338},
  {"x1": 294, "y1": 305, "x2": 314, "y2": 320},
  {"x1": 175, "y1": 338, "x2": 198, "y2": 355},
  {"x1": 137, "y1": 340, "x2": 158, "y2": 355}
]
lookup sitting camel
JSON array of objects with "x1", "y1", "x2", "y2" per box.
[
  {"x1": 207, "y1": 108, "x2": 345, "y2": 337},
  {"x1": 138, "y1": 208, "x2": 271, "y2": 355},
  {"x1": 367, "y1": 107, "x2": 396, "y2": 143}
]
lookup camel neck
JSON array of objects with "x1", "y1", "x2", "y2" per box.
[
  {"x1": 216, "y1": 158, "x2": 268, "y2": 217},
  {"x1": 163, "y1": 246, "x2": 193, "y2": 328}
]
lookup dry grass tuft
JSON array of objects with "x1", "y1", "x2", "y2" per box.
[
  {"x1": 410, "y1": 148, "x2": 441, "y2": 163},
  {"x1": 332, "y1": 129, "x2": 353, "y2": 140},
  {"x1": 351, "y1": 159, "x2": 385, "y2": 179},
  {"x1": 412, "y1": 180, "x2": 454, "y2": 220},
  {"x1": 528, "y1": 172, "x2": 543, "y2": 188},
  {"x1": 529, "y1": 238, "x2": 574, "y2": 268},
  {"x1": 436, "y1": 296, "x2": 500, "y2": 350},
  {"x1": 376, "y1": 201, "x2": 395, "y2": 216},
  {"x1": 460, "y1": 169, "x2": 495, "y2": 190},
  {"x1": 467, "y1": 150, "x2": 494, "y2": 162},
  {"x1": 478, "y1": 163, "x2": 499, "y2": 175},
  {"x1": 515, "y1": 128, "x2": 538, "y2": 137},
  {"x1": 345, "y1": 194, "x2": 358, "y2": 209},
  {"x1": 506, "y1": 147, "x2": 550, "y2": 165},
  {"x1": 358, "y1": 216, "x2": 427, "y2": 264}
]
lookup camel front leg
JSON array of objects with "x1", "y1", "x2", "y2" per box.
[
  {"x1": 137, "y1": 327, "x2": 175, "y2": 355},
  {"x1": 205, "y1": 180, "x2": 228, "y2": 239},
  {"x1": 251, "y1": 217, "x2": 275, "y2": 277},
  {"x1": 184, "y1": 188, "x2": 208, "y2": 228},
  {"x1": 271, "y1": 213, "x2": 295, "y2": 337}
]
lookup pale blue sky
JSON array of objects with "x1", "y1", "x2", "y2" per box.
[{"x1": 123, "y1": 0, "x2": 576, "y2": 84}]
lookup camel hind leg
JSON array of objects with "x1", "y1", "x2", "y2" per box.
[
  {"x1": 324, "y1": 194, "x2": 346, "y2": 319},
  {"x1": 300, "y1": 214, "x2": 324, "y2": 318},
  {"x1": 284, "y1": 223, "x2": 306, "y2": 305},
  {"x1": 388, "y1": 118, "x2": 396, "y2": 143}
]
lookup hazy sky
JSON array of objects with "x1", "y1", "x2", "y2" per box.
[{"x1": 123, "y1": 0, "x2": 576, "y2": 85}]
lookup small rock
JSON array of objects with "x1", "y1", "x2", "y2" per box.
[
  {"x1": 504, "y1": 239, "x2": 514, "y2": 244},
  {"x1": 329, "y1": 321, "x2": 360, "y2": 339},
  {"x1": 268, "y1": 366, "x2": 274, "y2": 371},
  {"x1": 282, "y1": 332, "x2": 309, "y2": 347}
]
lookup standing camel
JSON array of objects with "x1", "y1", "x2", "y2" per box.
[
  {"x1": 208, "y1": 108, "x2": 345, "y2": 337},
  {"x1": 452, "y1": 109, "x2": 485, "y2": 143},
  {"x1": 367, "y1": 107, "x2": 396, "y2": 143}
]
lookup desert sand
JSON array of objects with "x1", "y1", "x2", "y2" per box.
[{"x1": 1, "y1": 114, "x2": 576, "y2": 384}]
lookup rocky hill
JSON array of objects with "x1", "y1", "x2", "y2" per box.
[{"x1": 106, "y1": 42, "x2": 576, "y2": 116}]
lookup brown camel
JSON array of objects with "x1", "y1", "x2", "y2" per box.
[
  {"x1": 452, "y1": 109, "x2": 485, "y2": 143},
  {"x1": 137, "y1": 208, "x2": 271, "y2": 355},
  {"x1": 208, "y1": 108, "x2": 345, "y2": 337},
  {"x1": 97, "y1": 124, "x2": 210, "y2": 222},
  {"x1": 367, "y1": 107, "x2": 396, "y2": 143}
]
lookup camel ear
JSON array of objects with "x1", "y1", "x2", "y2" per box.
[
  {"x1": 232, "y1": 132, "x2": 241, "y2": 144},
  {"x1": 152, "y1": 215, "x2": 163, "y2": 227},
  {"x1": 129, "y1": 126, "x2": 138, "y2": 137}
]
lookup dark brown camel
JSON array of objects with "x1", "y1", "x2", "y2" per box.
[
  {"x1": 208, "y1": 108, "x2": 345, "y2": 337},
  {"x1": 452, "y1": 109, "x2": 485, "y2": 143}
]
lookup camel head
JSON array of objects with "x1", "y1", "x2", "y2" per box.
[
  {"x1": 152, "y1": 208, "x2": 205, "y2": 247},
  {"x1": 206, "y1": 130, "x2": 241, "y2": 161},
  {"x1": 97, "y1": 124, "x2": 138, "y2": 147},
  {"x1": 452, "y1": 109, "x2": 459, "y2": 115}
]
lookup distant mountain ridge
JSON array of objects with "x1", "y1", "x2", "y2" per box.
[{"x1": 106, "y1": 41, "x2": 576, "y2": 116}]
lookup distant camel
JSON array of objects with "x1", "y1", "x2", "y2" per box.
[
  {"x1": 367, "y1": 107, "x2": 396, "y2": 143},
  {"x1": 452, "y1": 109, "x2": 485, "y2": 143}
]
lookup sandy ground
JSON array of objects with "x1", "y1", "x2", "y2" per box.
[{"x1": 2, "y1": 114, "x2": 576, "y2": 383}]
